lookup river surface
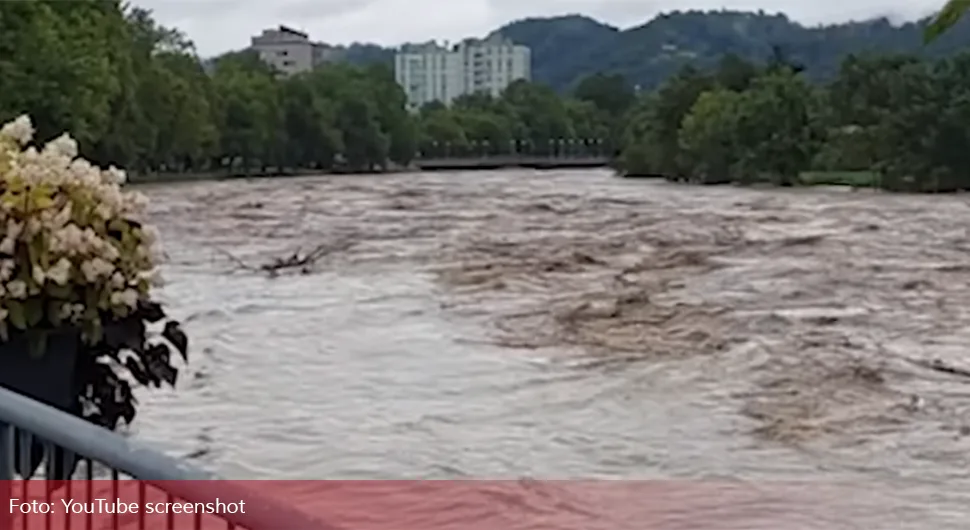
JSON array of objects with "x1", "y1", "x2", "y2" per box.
[{"x1": 128, "y1": 169, "x2": 970, "y2": 528}]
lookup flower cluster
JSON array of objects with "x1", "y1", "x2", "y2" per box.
[
  {"x1": 0, "y1": 115, "x2": 161, "y2": 342},
  {"x1": 0, "y1": 115, "x2": 187, "y2": 475}
]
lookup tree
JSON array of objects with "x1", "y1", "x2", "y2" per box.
[
  {"x1": 714, "y1": 53, "x2": 759, "y2": 92},
  {"x1": 616, "y1": 65, "x2": 714, "y2": 177},
  {"x1": 12, "y1": 0, "x2": 970, "y2": 192},
  {"x1": 210, "y1": 51, "x2": 281, "y2": 174},
  {"x1": 0, "y1": 1, "x2": 129, "y2": 147},
  {"x1": 572, "y1": 73, "x2": 635, "y2": 118},
  {"x1": 727, "y1": 70, "x2": 820, "y2": 185},
  {"x1": 677, "y1": 88, "x2": 743, "y2": 184},
  {"x1": 502, "y1": 80, "x2": 575, "y2": 153}
]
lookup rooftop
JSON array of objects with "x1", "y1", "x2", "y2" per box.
[{"x1": 277, "y1": 25, "x2": 308, "y2": 39}]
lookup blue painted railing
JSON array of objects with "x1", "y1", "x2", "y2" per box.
[{"x1": 0, "y1": 385, "x2": 337, "y2": 530}]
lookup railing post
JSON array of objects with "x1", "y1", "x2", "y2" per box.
[
  {"x1": 0, "y1": 422, "x2": 12, "y2": 530},
  {"x1": 0, "y1": 422, "x2": 10, "y2": 480}
]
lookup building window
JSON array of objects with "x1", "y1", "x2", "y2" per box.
[
  {"x1": 283, "y1": 60, "x2": 295, "y2": 67},
  {"x1": 278, "y1": 50, "x2": 289, "y2": 56}
]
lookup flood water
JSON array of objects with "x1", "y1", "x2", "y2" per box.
[{"x1": 130, "y1": 169, "x2": 970, "y2": 528}]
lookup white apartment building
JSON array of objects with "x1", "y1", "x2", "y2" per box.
[
  {"x1": 394, "y1": 36, "x2": 531, "y2": 110},
  {"x1": 394, "y1": 42, "x2": 464, "y2": 109},
  {"x1": 250, "y1": 26, "x2": 337, "y2": 76}
]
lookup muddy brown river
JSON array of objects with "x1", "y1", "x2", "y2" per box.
[{"x1": 129, "y1": 169, "x2": 970, "y2": 528}]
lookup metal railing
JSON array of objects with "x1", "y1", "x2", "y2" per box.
[
  {"x1": 0, "y1": 385, "x2": 337, "y2": 530},
  {"x1": 414, "y1": 138, "x2": 613, "y2": 159}
]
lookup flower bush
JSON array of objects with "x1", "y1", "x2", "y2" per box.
[{"x1": 0, "y1": 114, "x2": 187, "y2": 429}]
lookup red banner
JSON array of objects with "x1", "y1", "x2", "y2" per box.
[{"x1": 0, "y1": 479, "x2": 911, "y2": 529}]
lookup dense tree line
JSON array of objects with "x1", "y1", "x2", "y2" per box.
[
  {"x1": 614, "y1": 48, "x2": 970, "y2": 192},
  {"x1": 414, "y1": 73, "x2": 631, "y2": 158},
  {"x1": 0, "y1": 1, "x2": 410, "y2": 175},
  {"x1": 5, "y1": 0, "x2": 969, "y2": 193},
  {"x1": 0, "y1": 1, "x2": 630, "y2": 178}
]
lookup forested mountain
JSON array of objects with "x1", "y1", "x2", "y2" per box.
[
  {"x1": 490, "y1": 11, "x2": 970, "y2": 91},
  {"x1": 486, "y1": 15, "x2": 620, "y2": 90},
  {"x1": 332, "y1": 10, "x2": 970, "y2": 92}
]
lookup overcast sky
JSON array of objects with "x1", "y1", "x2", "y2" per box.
[{"x1": 138, "y1": 0, "x2": 941, "y2": 58}]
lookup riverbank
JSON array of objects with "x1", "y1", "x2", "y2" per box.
[
  {"x1": 414, "y1": 156, "x2": 610, "y2": 171},
  {"x1": 128, "y1": 159, "x2": 614, "y2": 184},
  {"x1": 623, "y1": 170, "x2": 885, "y2": 189},
  {"x1": 128, "y1": 167, "x2": 406, "y2": 184}
]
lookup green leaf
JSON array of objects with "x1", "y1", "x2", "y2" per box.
[
  {"x1": 24, "y1": 298, "x2": 43, "y2": 327},
  {"x1": 7, "y1": 301, "x2": 26, "y2": 330},
  {"x1": 45, "y1": 284, "x2": 72, "y2": 299},
  {"x1": 925, "y1": 0, "x2": 970, "y2": 43}
]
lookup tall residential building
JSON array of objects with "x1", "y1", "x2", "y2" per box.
[
  {"x1": 250, "y1": 26, "x2": 337, "y2": 76},
  {"x1": 394, "y1": 36, "x2": 531, "y2": 110},
  {"x1": 394, "y1": 42, "x2": 464, "y2": 109}
]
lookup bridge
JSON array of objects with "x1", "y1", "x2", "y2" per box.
[
  {"x1": 414, "y1": 155, "x2": 610, "y2": 171},
  {"x1": 412, "y1": 138, "x2": 614, "y2": 171},
  {"x1": 0, "y1": 385, "x2": 335, "y2": 530}
]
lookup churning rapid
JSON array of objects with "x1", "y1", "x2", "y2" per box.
[{"x1": 130, "y1": 169, "x2": 970, "y2": 529}]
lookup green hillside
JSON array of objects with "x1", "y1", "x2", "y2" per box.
[
  {"x1": 492, "y1": 10, "x2": 970, "y2": 90},
  {"x1": 336, "y1": 10, "x2": 970, "y2": 92}
]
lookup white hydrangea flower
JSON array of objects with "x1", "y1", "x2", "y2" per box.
[
  {"x1": 141, "y1": 226, "x2": 159, "y2": 245},
  {"x1": 110, "y1": 288, "x2": 139, "y2": 308},
  {"x1": 122, "y1": 191, "x2": 149, "y2": 213},
  {"x1": 6, "y1": 220, "x2": 23, "y2": 240},
  {"x1": 0, "y1": 260, "x2": 14, "y2": 281},
  {"x1": 32, "y1": 266, "x2": 46, "y2": 286},
  {"x1": 104, "y1": 166, "x2": 126, "y2": 185},
  {"x1": 80, "y1": 257, "x2": 114, "y2": 283},
  {"x1": 68, "y1": 158, "x2": 98, "y2": 183},
  {"x1": 24, "y1": 218, "x2": 41, "y2": 237},
  {"x1": 52, "y1": 204, "x2": 72, "y2": 228},
  {"x1": 102, "y1": 242, "x2": 120, "y2": 262},
  {"x1": 46, "y1": 258, "x2": 71, "y2": 286},
  {"x1": 0, "y1": 115, "x2": 34, "y2": 145},
  {"x1": 94, "y1": 203, "x2": 112, "y2": 220},
  {"x1": 43, "y1": 133, "x2": 78, "y2": 160},
  {"x1": 0, "y1": 237, "x2": 14, "y2": 255},
  {"x1": 138, "y1": 268, "x2": 165, "y2": 287},
  {"x1": 0, "y1": 114, "x2": 169, "y2": 333},
  {"x1": 7, "y1": 280, "x2": 27, "y2": 299}
]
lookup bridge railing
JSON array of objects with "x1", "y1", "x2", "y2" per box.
[
  {"x1": 0, "y1": 385, "x2": 336, "y2": 530},
  {"x1": 414, "y1": 138, "x2": 614, "y2": 159}
]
